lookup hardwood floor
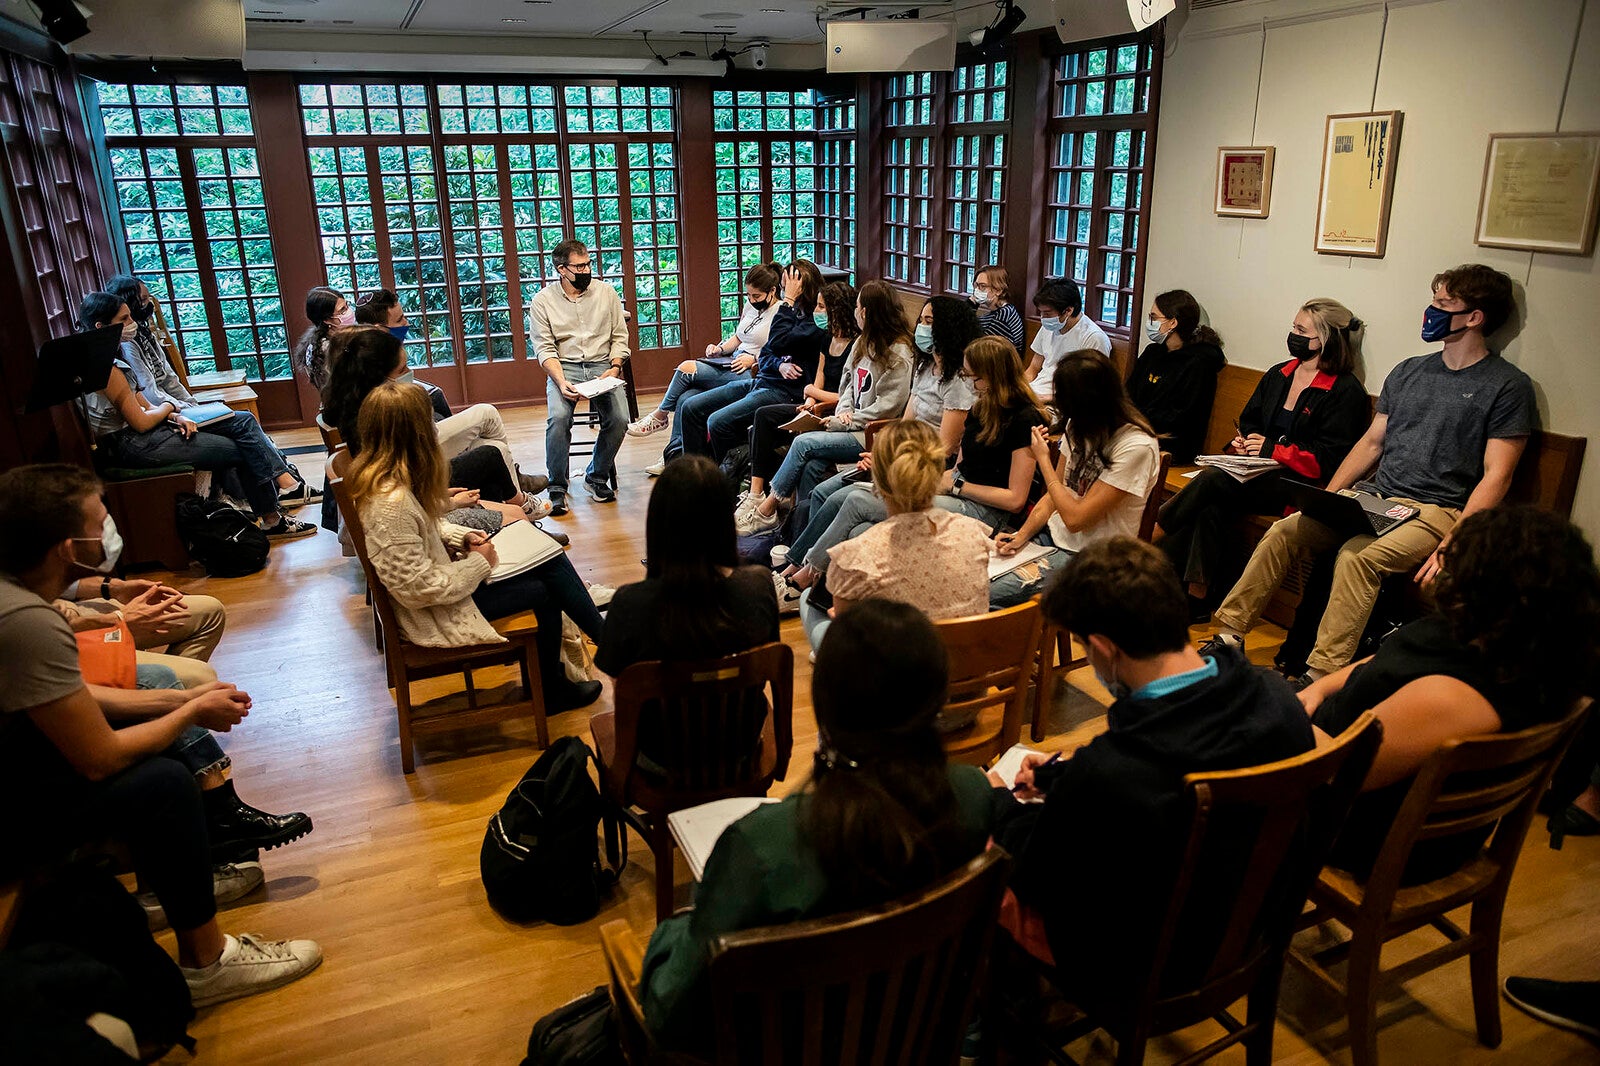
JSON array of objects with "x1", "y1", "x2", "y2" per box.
[{"x1": 143, "y1": 401, "x2": 1595, "y2": 1064}]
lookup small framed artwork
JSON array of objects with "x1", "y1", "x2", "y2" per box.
[
  {"x1": 1314, "y1": 110, "x2": 1403, "y2": 257},
  {"x1": 1475, "y1": 131, "x2": 1600, "y2": 255},
  {"x1": 1215, "y1": 146, "x2": 1275, "y2": 218}
]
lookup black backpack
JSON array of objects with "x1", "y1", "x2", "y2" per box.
[
  {"x1": 175, "y1": 493, "x2": 269, "y2": 577},
  {"x1": 718, "y1": 443, "x2": 751, "y2": 496},
  {"x1": 481, "y1": 736, "x2": 624, "y2": 925},
  {"x1": 521, "y1": 986, "x2": 624, "y2": 1066}
]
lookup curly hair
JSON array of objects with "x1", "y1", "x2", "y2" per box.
[
  {"x1": 1435, "y1": 505, "x2": 1600, "y2": 710},
  {"x1": 916, "y1": 295, "x2": 983, "y2": 385}
]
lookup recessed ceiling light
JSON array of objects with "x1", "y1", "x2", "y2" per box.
[
  {"x1": 502, "y1": 16, "x2": 526, "y2": 22},
  {"x1": 761, "y1": 7, "x2": 783, "y2": 11}
]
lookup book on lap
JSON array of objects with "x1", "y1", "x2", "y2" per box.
[
  {"x1": 777, "y1": 410, "x2": 826, "y2": 434},
  {"x1": 486, "y1": 521, "x2": 566, "y2": 583},
  {"x1": 182, "y1": 401, "x2": 237, "y2": 427},
  {"x1": 669, "y1": 796, "x2": 783, "y2": 881}
]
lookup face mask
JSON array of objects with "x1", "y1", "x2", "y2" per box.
[
  {"x1": 71, "y1": 514, "x2": 123, "y2": 574},
  {"x1": 749, "y1": 298, "x2": 769, "y2": 313},
  {"x1": 1093, "y1": 660, "x2": 1131, "y2": 703},
  {"x1": 393, "y1": 369, "x2": 416, "y2": 386},
  {"x1": 565, "y1": 268, "x2": 593, "y2": 292},
  {"x1": 119, "y1": 320, "x2": 138, "y2": 343},
  {"x1": 972, "y1": 286, "x2": 991, "y2": 306},
  {"x1": 1286, "y1": 332, "x2": 1316, "y2": 359},
  {"x1": 332, "y1": 308, "x2": 356, "y2": 328},
  {"x1": 854, "y1": 307, "x2": 866, "y2": 330},
  {"x1": 1421, "y1": 303, "x2": 1473, "y2": 343},
  {"x1": 914, "y1": 323, "x2": 934, "y2": 350},
  {"x1": 131, "y1": 300, "x2": 155, "y2": 323},
  {"x1": 388, "y1": 325, "x2": 411, "y2": 343},
  {"x1": 1146, "y1": 320, "x2": 1171, "y2": 343},
  {"x1": 813, "y1": 312, "x2": 829, "y2": 331},
  {"x1": 1039, "y1": 316, "x2": 1064, "y2": 334}
]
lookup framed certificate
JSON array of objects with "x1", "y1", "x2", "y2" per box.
[
  {"x1": 1314, "y1": 111, "x2": 1403, "y2": 257},
  {"x1": 1215, "y1": 146, "x2": 1275, "y2": 218},
  {"x1": 1475, "y1": 132, "x2": 1600, "y2": 255}
]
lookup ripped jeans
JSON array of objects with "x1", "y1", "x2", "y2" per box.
[{"x1": 989, "y1": 547, "x2": 1076, "y2": 608}]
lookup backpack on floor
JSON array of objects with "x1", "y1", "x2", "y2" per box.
[
  {"x1": 481, "y1": 736, "x2": 623, "y2": 925},
  {"x1": 718, "y1": 444, "x2": 751, "y2": 497},
  {"x1": 521, "y1": 986, "x2": 624, "y2": 1066},
  {"x1": 175, "y1": 493, "x2": 269, "y2": 577}
]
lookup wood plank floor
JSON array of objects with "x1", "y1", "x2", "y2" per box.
[{"x1": 142, "y1": 400, "x2": 1595, "y2": 1064}]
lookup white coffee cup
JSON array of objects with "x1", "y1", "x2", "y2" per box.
[{"x1": 770, "y1": 545, "x2": 790, "y2": 569}]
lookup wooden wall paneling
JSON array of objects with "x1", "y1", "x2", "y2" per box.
[
  {"x1": 675, "y1": 80, "x2": 719, "y2": 387},
  {"x1": 855, "y1": 74, "x2": 883, "y2": 282},
  {"x1": 1008, "y1": 32, "x2": 1050, "y2": 322},
  {"x1": 1129, "y1": 23, "x2": 1165, "y2": 345}
]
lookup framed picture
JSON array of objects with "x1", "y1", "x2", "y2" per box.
[
  {"x1": 1215, "y1": 146, "x2": 1275, "y2": 218},
  {"x1": 1475, "y1": 132, "x2": 1600, "y2": 255},
  {"x1": 1315, "y1": 110, "x2": 1403, "y2": 257}
]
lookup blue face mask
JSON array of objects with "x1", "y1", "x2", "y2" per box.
[
  {"x1": 1146, "y1": 319, "x2": 1171, "y2": 344},
  {"x1": 914, "y1": 323, "x2": 934, "y2": 350},
  {"x1": 813, "y1": 312, "x2": 829, "y2": 331},
  {"x1": 388, "y1": 325, "x2": 410, "y2": 343},
  {"x1": 394, "y1": 369, "x2": 416, "y2": 386},
  {"x1": 1039, "y1": 316, "x2": 1064, "y2": 334},
  {"x1": 1421, "y1": 303, "x2": 1474, "y2": 343}
]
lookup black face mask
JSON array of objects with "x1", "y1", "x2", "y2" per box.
[
  {"x1": 131, "y1": 300, "x2": 155, "y2": 323},
  {"x1": 568, "y1": 272, "x2": 592, "y2": 293},
  {"x1": 749, "y1": 298, "x2": 769, "y2": 312},
  {"x1": 1286, "y1": 332, "x2": 1316, "y2": 359}
]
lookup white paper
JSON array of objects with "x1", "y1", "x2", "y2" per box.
[
  {"x1": 1195, "y1": 453, "x2": 1282, "y2": 483},
  {"x1": 571, "y1": 375, "x2": 626, "y2": 399},
  {"x1": 991, "y1": 743, "x2": 1048, "y2": 803},
  {"x1": 988, "y1": 539, "x2": 1053, "y2": 580},
  {"x1": 668, "y1": 796, "x2": 783, "y2": 881},
  {"x1": 485, "y1": 520, "x2": 566, "y2": 583}
]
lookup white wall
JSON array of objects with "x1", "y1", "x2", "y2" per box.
[{"x1": 1145, "y1": 0, "x2": 1600, "y2": 533}]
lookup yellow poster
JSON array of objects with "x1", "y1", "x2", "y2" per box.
[
  {"x1": 1316, "y1": 112, "x2": 1402, "y2": 257},
  {"x1": 1477, "y1": 134, "x2": 1600, "y2": 254}
]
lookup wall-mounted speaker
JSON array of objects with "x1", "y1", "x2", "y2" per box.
[
  {"x1": 825, "y1": 19, "x2": 958, "y2": 74},
  {"x1": 1050, "y1": 0, "x2": 1184, "y2": 46}
]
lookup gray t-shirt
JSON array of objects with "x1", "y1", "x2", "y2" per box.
[
  {"x1": 0, "y1": 574, "x2": 84, "y2": 714},
  {"x1": 908, "y1": 362, "x2": 975, "y2": 427},
  {"x1": 1371, "y1": 352, "x2": 1537, "y2": 509}
]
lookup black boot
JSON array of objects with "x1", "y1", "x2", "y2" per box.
[{"x1": 204, "y1": 780, "x2": 313, "y2": 865}]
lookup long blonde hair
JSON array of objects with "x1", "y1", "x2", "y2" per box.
[
  {"x1": 346, "y1": 381, "x2": 451, "y2": 518},
  {"x1": 871, "y1": 419, "x2": 945, "y2": 514},
  {"x1": 1297, "y1": 297, "x2": 1363, "y2": 375},
  {"x1": 964, "y1": 336, "x2": 1047, "y2": 446}
]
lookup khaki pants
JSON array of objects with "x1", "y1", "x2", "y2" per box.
[
  {"x1": 1213, "y1": 499, "x2": 1460, "y2": 674},
  {"x1": 78, "y1": 594, "x2": 226, "y2": 689}
]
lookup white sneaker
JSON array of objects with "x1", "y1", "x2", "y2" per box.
[
  {"x1": 736, "y1": 502, "x2": 782, "y2": 537},
  {"x1": 772, "y1": 571, "x2": 803, "y2": 616},
  {"x1": 140, "y1": 862, "x2": 265, "y2": 932},
  {"x1": 522, "y1": 495, "x2": 554, "y2": 520},
  {"x1": 184, "y1": 932, "x2": 323, "y2": 1008},
  {"x1": 644, "y1": 458, "x2": 666, "y2": 477},
  {"x1": 586, "y1": 581, "x2": 616, "y2": 608},
  {"x1": 627, "y1": 412, "x2": 669, "y2": 437}
]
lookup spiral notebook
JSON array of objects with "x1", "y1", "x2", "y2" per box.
[{"x1": 486, "y1": 521, "x2": 567, "y2": 583}]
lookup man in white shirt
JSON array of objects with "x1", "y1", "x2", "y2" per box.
[
  {"x1": 1026, "y1": 278, "x2": 1112, "y2": 402},
  {"x1": 527, "y1": 239, "x2": 631, "y2": 514}
]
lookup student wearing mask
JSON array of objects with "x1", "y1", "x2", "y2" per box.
[
  {"x1": 529, "y1": 239, "x2": 631, "y2": 514},
  {"x1": 1024, "y1": 278, "x2": 1111, "y2": 403},
  {"x1": 294, "y1": 286, "x2": 353, "y2": 391},
  {"x1": 638, "y1": 598, "x2": 993, "y2": 1055},
  {"x1": 736, "y1": 280, "x2": 913, "y2": 536},
  {"x1": 1205, "y1": 265, "x2": 1537, "y2": 683},
  {"x1": 1158, "y1": 298, "x2": 1371, "y2": 611},
  {"x1": 628, "y1": 263, "x2": 783, "y2": 460},
  {"x1": 970, "y1": 264, "x2": 1025, "y2": 351},
  {"x1": 77, "y1": 293, "x2": 317, "y2": 541},
  {"x1": 990, "y1": 352, "x2": 1162, "y2": 608},
  {"x1": 741, "y1": 281, "x2": 860, "y2": 497},
  {"x1": 351, "y1": 287, "x2": 458, "y2": 425},
  {"x1": 1126, "y1": 289, "x2": 1227, "y2": 464},
  {"x1": 676, "y1": 261, "x2": 827, "y2": 462}
]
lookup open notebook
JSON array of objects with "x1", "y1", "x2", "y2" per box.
[
  {"x1": 668, "y1": 796, "x2": 784, "y2": 881},
  {"x1": 990, "y1": 743, "x2": 1048, "y2": 803},
  {"x1": 988, "y1": 540, "x2": 1053, "y2": 580},
  {"x1": 486, "y1": 521, "x2": 566, "y2": 583}
]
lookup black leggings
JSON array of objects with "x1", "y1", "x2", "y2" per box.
[
  {"x1": 1157, "y1": 467, "x2": 1291, "y2": 592},
  {"x1": 749, "y1": 403, "x2": 802, "y2": 482},
  {"x1": 471, "y1": 553, "x2": 606, "y2": 699},
  {"x1": 449, "y1": 445, "x2": 517, "y2": 502}
]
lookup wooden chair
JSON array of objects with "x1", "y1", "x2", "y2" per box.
[
  {"x1": 1009, "y1": 713, "x2": 1384, "y2": 1066},
  {"x1": 601, "y1": 848, "x2": 1013, "y2": 1064},
  {"x1": 935, "y1": 600, "x2": 1043, "y2": 767},
  {"x1": 327, "y1": 449, "x2": 548, "y2": 774},
  {"x1": 593, "y1": 643, "x2": 795, "y2": 921},
  {"x1": 1030, "y1": 451, "x2": 1172, "y2": 741},
  {"x1": 1287, "y1": 698, "x2": 1593, "y2": 1066},
  {"x1": 315, "y1": 412, "x2": 343, "y2": 454}
]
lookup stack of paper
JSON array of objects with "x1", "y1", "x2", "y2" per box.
[
  {"x1": 572, "y1": 376, "x2": 626, "y2": 400},
  {"x1": 988, "y1": 539, "x2": 1053, "y2": 579},
  {"x1": 668, "y1": 796, "x2": 783, "y2": 881},
  {"x1": 1195, "y1": 454, "x2": 1282, "y2": 483}
]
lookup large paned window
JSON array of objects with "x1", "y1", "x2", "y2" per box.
[
  {"x1": 881, "y1": 73, "x2": 935, "y2": 289},
  {"x1": 97, "y1": 82, "x2": 288, "y2": 379},
  {"x1": 943, "y1": 58, "x2": 1008, "y2": 295},
  {"x1": 300, "y1": 80, "x2": 682, "y2": 365},
  {"x1": 1044, "y1": 37, "x2": 1158, "y2": 332},
  {"x1": 712, "y1": 91, "x2": 816, "y2": 332},
  {"x1": 815, "y1": 95, "x2": 857, "y2": 280}
]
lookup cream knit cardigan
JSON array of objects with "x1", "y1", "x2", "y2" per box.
[{"x1": 358, "y1": 486, "x2": 505, "y2": 648}]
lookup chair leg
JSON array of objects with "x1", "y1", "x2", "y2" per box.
[
  {"x1": 1113, "y1": 1026, "x2": 1149, "y2": 1066},
  {"x1": 394, "y1": 666, "x2": 416, "y2": 774},
  {"x1": 1031, "y1": 644, "x2": 1054, "y2": 744},
  {"x1": 521, "y1": 636, "x2": 550, "y2": 748},
  {"x1": 1343, "y1": 935, "x2": 1382, "y2": 1066},
  {"x1": 1468, "y1": 900, "x2": 1506, "y2": 1048},
  {"x1": 650, "y1": 820, "x2": 676, "y2": 923},
  {"x1": 1243, "y1": 959, "x2": 1284, "y2": 1066}
]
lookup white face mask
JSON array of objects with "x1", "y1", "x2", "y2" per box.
[
  {"x1": 972, "y1": 285, "x2": 991, "y2": 306},
  {"x1": 120, "y1": 320, "x2": 138, "y2": 342},
  {"x1": 1146, "y1": 319, "x2": 1171, "y2": 343},
  {"x1": 1039, "y1": 316, "x2": 1064, "y2": 334},
  {"x1": 72, "y1": 514, "x2": 123, "y2": 574}
]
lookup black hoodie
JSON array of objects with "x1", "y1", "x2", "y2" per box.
[
  {"x1": 991, "y1": 644, "x2": 1313, "y2": 1001},
  {"x1": 1126, "y1": 339, "x2": 1228, "y2": 464}
]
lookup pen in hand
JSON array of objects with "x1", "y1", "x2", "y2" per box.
[{"x1": 1013, "y1": 751, "x2": 1062, "y2": 792}]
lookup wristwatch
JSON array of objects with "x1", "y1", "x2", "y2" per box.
[
  {"x1": 951, "y1": 472, "x2": 966, "y2": 497},
  {"x1": 101, "y1": 577, "x2": 112, "y2": 600}
]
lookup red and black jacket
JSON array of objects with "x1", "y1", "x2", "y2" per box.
[{"x1": 1237, "y1": 359, "x2": 1370, "y2": 484}]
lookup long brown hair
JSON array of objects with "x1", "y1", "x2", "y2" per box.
[
  {"x1": 963, "y1": 335, "x2": 1046, "y2": 446},
  {"x1": 855, "y1": 279, "x2": 911, "y2": 365},
  {"x1": 1051, "y1": 352, "x2": 1155, "y2": 489},
  {"x1": 346, "y1": 381, "x2": 450, "y2": 519}
]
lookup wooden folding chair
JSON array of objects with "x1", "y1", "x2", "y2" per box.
[{"x1": 935, "y1": 600, "x2": 1043, "y2": 767}]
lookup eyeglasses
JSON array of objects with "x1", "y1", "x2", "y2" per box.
[{"x1": 561, "y1": 261, "x2": 593, "y2": 272}]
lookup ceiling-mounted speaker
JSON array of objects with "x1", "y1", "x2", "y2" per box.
[
  {"x1": 1050, "y1": 0, "x2": 1184, "y2": 45},
  {"x1": 64, "y1": 0, "x2": 244, "y2": 60},
  {"x1": 825, "y1": 20, "x2": 958, "y2": 74}
]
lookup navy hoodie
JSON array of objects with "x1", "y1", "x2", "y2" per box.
[
  {"x1": 991, "y1": 644, "x2": 1313, "y2": 1001},
  {"x1": 753, "y1": 303, "x2": 826, "y2": 402}
]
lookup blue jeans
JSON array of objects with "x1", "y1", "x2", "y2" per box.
[
  {"x1": 933, "y1": 493, "x2": 1014, "y2": 533},
  {"x1": 662, "y1": 363, "x2": 748, "y2": 455},
  {"x1": 799, "y1": 485, "x2": 889, "y2": 571},
  {"x1": 545, "y1": 360, "x2": 629, "y2": 494},
  {"x1": 799, "y1": 588, "x2": 830, "y2": 651},
  {"x1": 133, "y1": 664, "x2": 231, "y2": 777},
  {"x1": 101, "y1": 409, "x2": 289, "y2": 518},
  {"x1": 471, "y1": 552, "x2": 606, "y2": 697},
  {"x1": 990, "y1": 547, "x2": 1075, "y2": 608},
  {"x1": 770, "y1": 432, "x2": 863, "y2": 500},
  {"x1": 677, "y1": 380, "x2": 792, "y2": 462}
]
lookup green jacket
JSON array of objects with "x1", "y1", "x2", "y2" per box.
[{"x1": 640, "y1": 764, "x2": 995, "y2": 1052}]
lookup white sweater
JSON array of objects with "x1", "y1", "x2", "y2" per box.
[{"x1": 358, "y1": 487, "x2": 503, "y2": 648}]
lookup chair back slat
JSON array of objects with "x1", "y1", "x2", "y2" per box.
[
  {"x1": 1138, "y1": 452, "x2": 1174, "y2": 542},
  {"x1": 935, "y1": 601, "x2": 1043, "y2": 765},
  {"x1": 316, "y1": 412, "x2": 343, "y2": 454},
  {"x1": 1133, "y1": 714, "x2": 1384, "y2": 1017},
  {"x1": 708, "y1": 850, "x2": 1011, "y2": 1066}
]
